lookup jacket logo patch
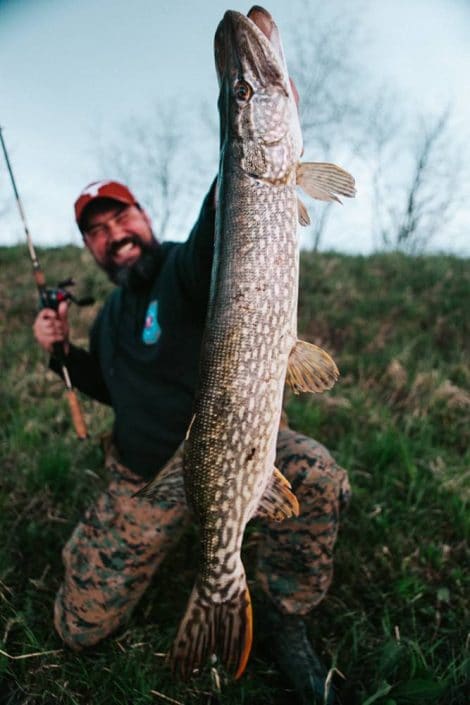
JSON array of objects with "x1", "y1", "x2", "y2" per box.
[{"x1": 142, "y1": 299, "x2": 160, "y2": 345}]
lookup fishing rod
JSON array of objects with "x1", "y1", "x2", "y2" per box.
[{"x1": 0, "y1": 127, "x2": 93, "y2": 440}]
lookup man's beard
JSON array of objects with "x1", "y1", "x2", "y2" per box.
[{"x1": 102, "y1": 235, "x2": 163, "y2": 290}]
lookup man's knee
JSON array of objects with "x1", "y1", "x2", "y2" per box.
[
  {"x1": 53, "y1": 583, "x2": 123, "y2": 651},
  {"x1": 276, "y1": 428, "x2": 351, "y2": 510}
]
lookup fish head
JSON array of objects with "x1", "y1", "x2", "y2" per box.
[{"x1": 214, "y1": 6, "x2": 302, "y2": 183}]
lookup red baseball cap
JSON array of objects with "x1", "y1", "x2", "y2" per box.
[{"x1": 74, "y1": 180, "x2": 138, "y2": 230}]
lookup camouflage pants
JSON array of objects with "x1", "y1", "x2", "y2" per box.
[{"x1": 54, "y1": 429, "x2": 350, "y2": 650}]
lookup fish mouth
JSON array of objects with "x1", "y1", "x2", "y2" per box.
[{"x1": 214, "y1": 5, "x2": 289, "y2": 93}]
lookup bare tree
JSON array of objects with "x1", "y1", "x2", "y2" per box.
[
  {"x1": 286, "y1": 2, "x2": 368, "y2": 249},
  {"x1": 370, "y1": 108, "x2": 466, "y2": 253},
  {"x1": 95, "y1": 98, "x2": 212, "y2": 241},
  {"x1": 366, "y1": 93, "x2": 405, "y2": 250},
  {"x1": 286, "y1": 3, "x2": 468, "y2": 255},
  {"x1": 288, "y1": 4, "x2": 366, "y2": 153},
  {"x1": 93, "y1": 4, "x2": 468, "y2": 257},
  {"x1": 309, "y1": 203, "x2": 333, "y2": 253}
]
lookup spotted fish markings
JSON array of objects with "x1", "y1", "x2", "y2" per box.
[{"x1": 139, "y1": 4, "x2": 355, "y2": 680}]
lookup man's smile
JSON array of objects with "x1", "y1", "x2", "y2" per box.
[{"x1": 109, "y1": 236, "x2": 141, "y2": 264}]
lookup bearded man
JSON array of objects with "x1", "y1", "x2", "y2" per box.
[{"x1": 33, "y1": 179, "x2": 349, "y2": 704}]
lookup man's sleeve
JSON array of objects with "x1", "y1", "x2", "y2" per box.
[
  {"x1": 175, "y1": 179, "x2": 216, "y2": 307},
  {"x1": 49, "y1": 313, "x2": 111, "y2": 405}
]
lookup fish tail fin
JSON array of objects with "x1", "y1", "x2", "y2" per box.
[
  {"x1": 169, "y1": 576, "x2": 253, "y2": 680},
  {"x1": 221, "y1": 582, "x2": 253, "y2": 679}
]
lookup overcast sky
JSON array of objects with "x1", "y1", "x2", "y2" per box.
[{"x1": 0, "y1": 0, "x2": 469, "y2": 253}]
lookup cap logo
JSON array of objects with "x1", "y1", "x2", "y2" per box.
[{"x1": 81, "y1": 180, "x2": 112, "y2": 198}]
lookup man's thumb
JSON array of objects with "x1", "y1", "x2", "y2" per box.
[{"x1": 57, "y1": 300, "x2": 70, "y2": 322}]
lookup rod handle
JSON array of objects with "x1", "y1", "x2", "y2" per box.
[{"x1": 65, "y1": 390, "x2": 88, "y2": 440}]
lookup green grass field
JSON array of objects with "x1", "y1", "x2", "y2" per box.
[{"x1": 0, "y1": 245, "x2": 468, "y2": 704}]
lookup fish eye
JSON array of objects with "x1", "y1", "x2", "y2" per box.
[{"x1": 234, "y1": 80, "x2": 253, "y2": 102}]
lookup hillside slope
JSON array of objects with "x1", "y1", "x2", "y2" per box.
[{"x1": 0, "y1": 246, "x2": 468, "y2": 704}]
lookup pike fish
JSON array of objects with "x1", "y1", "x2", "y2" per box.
[{"x1": 140, "y1": 4, "x2": 355, "y2": 680}]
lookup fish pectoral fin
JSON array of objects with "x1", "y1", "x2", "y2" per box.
[
  {"x1": 255, "y1": 467, "x2": 300, "y2": 521},
  {"x1": 286, "y1": 340, "x2": 339, "y2": 394},
  {"x1": 132, "y1": 445, "x2": 184, "y2": 503},
  {"x1": 297, "y1": 197, "x2": 311, "y2": 226},
  {"x1": 296, "y1": 162, "x2": 356, "y2": 203},
  {"x1": 169, "y1": 580, "x2": 253, "y2": 681}
]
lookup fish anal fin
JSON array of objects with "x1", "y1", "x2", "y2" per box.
[
  {"x1": 297, "y1": 197, "x2": 311, "y2": 226},
  {"x1": 297, "y1": 162, "x2": 356, "y2": 203},
  {"x1": 286, "y1": 340, "x2": 339, "y2": 394},
  {"x1": 169, "y1": 578, "x2": 253, "y2": 681},
  {"x1": 133, "y1": 445, "x2": 184, "y2": 503},
  {"x1": 255, "y1": 467, "x2": 300, "y2": 521}
]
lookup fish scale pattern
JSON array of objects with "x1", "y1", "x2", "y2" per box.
[
  {"x1": 184, "y1": 171, "x2": 299, "y2": 603},
  {"x1": 171, "y1": 6, "x2": 306, "y2": 675}
]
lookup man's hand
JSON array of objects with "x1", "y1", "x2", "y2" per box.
[{"x1": 33, "y1": 301, "x2": 70, "y2": 355}]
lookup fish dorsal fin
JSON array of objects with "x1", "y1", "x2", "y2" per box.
[
  {"x1": 133, "y1": 445, "x2": 184, "y2": 503},
  {"x1": 255, "y1": 467, "x2": 300, "y2": 521},
  {"x1": 297, "y1": 197, "x2": 311, "y2": 226},
  {"x1": 297, "y1": 162, "x2": 356, "y2": 203},
  {"x1": 286, "y1": 339, "x2": 339, "y2": 394}
]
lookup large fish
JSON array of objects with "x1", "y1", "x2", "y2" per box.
[{"x1": 141, "y1": 4, "x2": 355, "y2": 680}]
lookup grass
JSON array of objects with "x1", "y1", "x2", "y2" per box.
[{"x1": 0, "y1": 245, "x2": 468, "y2": 704}]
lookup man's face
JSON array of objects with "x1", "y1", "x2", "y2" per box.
[
  {"x1": 82, "y1": 200, "x2": 160, "y2": 286},
  {"x1": 82, "y1": 200, "x2": 153, "y2": 266}
]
